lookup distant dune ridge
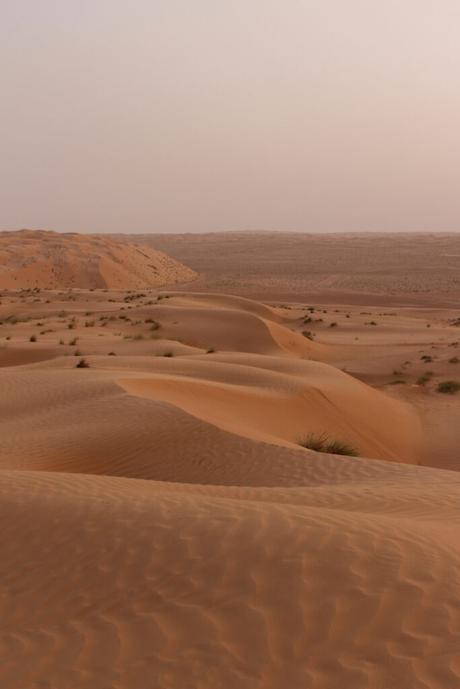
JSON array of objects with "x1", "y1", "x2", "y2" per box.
[{"x1": 0, "y1": 229, "x2": 197, "y2": 289}]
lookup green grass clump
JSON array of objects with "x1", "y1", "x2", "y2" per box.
[{"x1": 298, "y1": 433, "x2": 359, "y2": 457}]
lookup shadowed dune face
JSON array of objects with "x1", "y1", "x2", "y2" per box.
[
  {"x1": 0, "y1": 229, "x2": 197, "y2": 289},
  {"x1": 1, "y1": 287, "x2": 460, "y2": 689}
]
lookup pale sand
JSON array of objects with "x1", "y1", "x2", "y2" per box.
[{"x1": 1, "y1": 287, "x2": 460, "y2": 688}]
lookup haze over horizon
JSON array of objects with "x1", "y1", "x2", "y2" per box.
[{"x1": 2, "y1": 1, "x2": 460, "y2": 234}]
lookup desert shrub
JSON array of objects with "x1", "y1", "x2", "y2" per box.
[
  {"x1": 75, "y1": 358, "x2": 90, "y2": 368},
  {"x1": 448, "y1": 357, "x2": 459, "y2": 364},
  {"x1": 29, "y1": 335, "x2": 37, "y2": 342},
  {"x1": 437, "y1": 381, "x2": 460, "y2": 394},
  {"x1": 329, "y1": 322, "x2": 338, "y2": 328},
  {"x1": 417, "y1": 371, "x2": 433, "y2": 386},
  {"x1": 298, "y1": 433, "x2": 359, "y2": 457},
  {"x1": 421, "y1": 355, "x2": 433, "y2": 363},
  {"x1": 207, "y1": 347, "x2": 216, "y2": 353}
]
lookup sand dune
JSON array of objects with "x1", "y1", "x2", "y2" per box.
[
  {"x1": 142, "y1": 305, "x2": 322, "y2": 357},
  {"x1": 1, "y1": 286, "x2": 460, "y2": 688},
  {"x1": 0, "y1": 229, "x2": 197, "y2": 288},
  {"x1": 0, "y1": 353, "x2": 420, "y2": 484},
  {"x1": 119, "y1": 356, "x2": 420, "y2": 462}
]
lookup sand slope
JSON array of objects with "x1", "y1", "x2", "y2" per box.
[
  {"x1": 0, "y1": 229, "x2": 197, "y2": 288},
  {"x1": 1, "y1": 466, "x2": 460, "y2": 689}
]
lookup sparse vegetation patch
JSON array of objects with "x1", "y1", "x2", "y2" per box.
[
  {"x1": 437, "y1": 381, "x2": 460, "y2": 395},
  {"x1": 298, "y1": 433, "x2": 359, "y2": 457}
]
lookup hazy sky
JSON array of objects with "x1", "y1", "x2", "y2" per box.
[{"x1": 2, "y1": 1, "x2": 460, "y2": 233}]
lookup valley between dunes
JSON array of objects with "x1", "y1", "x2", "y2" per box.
[{"x1": 1, "y1": 288, "x2": 460, "y2": 688}]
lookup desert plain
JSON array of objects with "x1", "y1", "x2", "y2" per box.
[{"x1": 0, "y1": 230, "x2": 460, "y2": 688}]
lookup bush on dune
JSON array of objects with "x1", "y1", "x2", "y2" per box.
[
  {"x1": 437, "y1": 381, "x2": 460, "y2": 394},
  {"x1": 298, "y1": 433, "x2": 359, "y2": 457}
]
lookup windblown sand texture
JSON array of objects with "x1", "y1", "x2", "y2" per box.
[
  {"x1": 0, "y1": 229, "x2": 197, "y2": 289},
  {"x1": 1, "y1": 284, "x2": 460, "y2": 689}
]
